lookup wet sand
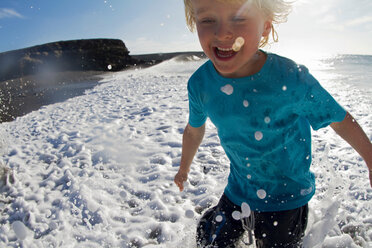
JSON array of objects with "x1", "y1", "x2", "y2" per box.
[{"x1": 0, "y1": 71, "x2": 109, "y2": 123}]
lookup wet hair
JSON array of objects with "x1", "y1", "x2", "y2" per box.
[{"x1": 184, "y1": 0, "x2": 293, "y2": 47}]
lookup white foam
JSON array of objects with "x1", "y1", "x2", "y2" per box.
[
  {"x1": 215, "y1": 215, "x2": 223, "y2": 222},
  {"x1": 241, "y1": 202, "x2": 251, "y2": 218},
  {"x1": 254, "y1": 131, "x2": 263, "y2": 141},
  {"x1": 221, "y1": 84, "x2": 234, "y2": 95},
  {"x1": 12, "y1": 221, "x2": 28, "y2": 240},
  {"x1": 185, "y1": 209, "x2": 194, "y2": 219},
  {"x1": 232, "y1": 211, "x2": 241, "y2": 220},
  {"x1": 257, "y1": 189, "x2": 267, "y2": 199},
  {"x1": 232, "y1": 37, "x2": 245, "y2": 52}
]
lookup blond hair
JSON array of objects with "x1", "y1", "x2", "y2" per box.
[{"x1": 184, "y1": 0, "x2": 292, "y2": 47}]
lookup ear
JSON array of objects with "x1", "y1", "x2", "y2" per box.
[{"x1": 262, "y1": 20, "x2": 272, "y2": 37}]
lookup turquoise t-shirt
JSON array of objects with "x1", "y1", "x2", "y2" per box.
[{"x1": 188, "y1": 52, "x2": 346, "y2": 212}]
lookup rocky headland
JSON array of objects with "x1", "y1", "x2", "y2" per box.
[{"x1": 0, "y1": 39, "x2": 137, "y2": 82}]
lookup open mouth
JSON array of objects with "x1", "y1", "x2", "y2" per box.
[{"x1": 214, "y1": 47, "x2": 237, "y2": 60}]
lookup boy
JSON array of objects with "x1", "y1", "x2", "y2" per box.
[{"x1": 174, "y1": 0, "x2": 372, "y2": 247}]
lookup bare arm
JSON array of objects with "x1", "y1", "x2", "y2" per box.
[
  {"x1": 174, "y1": 123, "x2": 205, "y2": 191},
  {"x1": 330, "y1": 112, "x2": 372, "y2": 187}
]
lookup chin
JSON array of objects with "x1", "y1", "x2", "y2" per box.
[{"x1": 214, "y1": 65, "x2": 239, "y2": 78}]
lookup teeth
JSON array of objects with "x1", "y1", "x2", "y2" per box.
[{"x1": 217, "y1": 47, "x2": 233, "y2": 52}]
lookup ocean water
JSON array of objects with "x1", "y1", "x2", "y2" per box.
[{"x1": 300, "y1": 54, "x2": 372, "y2": 91}]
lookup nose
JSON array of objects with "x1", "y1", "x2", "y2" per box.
[{"x1": 214, "y1": 22, "x2": 233, "y2": 41}]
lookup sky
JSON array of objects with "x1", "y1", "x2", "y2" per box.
[{"x1": 1, "y1": 0, "x2": 372, "y2": 57}]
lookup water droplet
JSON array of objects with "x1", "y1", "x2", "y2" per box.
[
  {"x1": 221, "y1": 84, "x2": 234, "y2": 95},
  {"x1": 282, "y1": 85, "x2": 287, "y2": 91},
  {"x1": 255, "y1": 131, "x2": 263, "y2": 141},
  {"x1": 273, "y1": 221, "x2": 278, "y2": 226},
  {"x1": 183, "y1": 181, "x2": 189, "y2": 188},
  {"x1": 247, "y1": 174, "x2": 252, "y2": 180},
  {"x1": 185, "y1": 209, "x2": 194, "y2": 218},
  {"x1": 257, "y1": 189, "x2": 267, "y2": 199},
  {"x1": 215, "y1": 215, "x2": 223, "y2": 222},
  {"x1": 264, "y1": 116, "x2": 271, "y2": 124},
  {"x1": 300, "y1": 187, "x2": 313, "y2": 196},
  {"x1": 12, "y1": 221, "x2": 28, "y2": 240},
  {"x1": 243, "y1": 100, "x2": 249, "y2": 107},
  {"x1": 246, "y1": 163, "x2": 251, "y2": 167},
  {"x1": 232, "y1": 37, "x2": 245, "y2": 52},
  {"x1": 241, "y1": 202, "x2": 251, "y2": 218},
  {"x1": 119, "y1": 191, "x2": 127, "y2": 199},
  {"x1": 232, "y1": 211, "x2": 241, "y2": 220},
  {"x1": 107, "y1": 64, "x2": 112, "y2": 70}
]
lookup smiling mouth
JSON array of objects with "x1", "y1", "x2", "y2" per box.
[{"x1": 214, "y1": 47, "x2": 236, "y2": 59}]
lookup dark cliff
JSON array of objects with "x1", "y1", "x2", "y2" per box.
[{"x1": 0, "y1": 39, "x2": 138, "y2": 81}]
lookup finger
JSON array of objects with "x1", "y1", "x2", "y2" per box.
[
  {"x1": 177, "y1": 181, "x2": 184, "y2": 192},
  {"x1": 174, "y1": 179, "x2": 184, "y2": 191}
]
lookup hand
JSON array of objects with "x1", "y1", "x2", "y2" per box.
[{"x1": 174, "y1": 170, "x2": 188, "y2": 192}]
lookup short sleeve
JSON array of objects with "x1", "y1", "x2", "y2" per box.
[
  {"x1": 297, "y1": 67, "x2": 347, "y2": 130},
  {"x1": 187, "y1": 78, "x2": 207, "y2": 128}
]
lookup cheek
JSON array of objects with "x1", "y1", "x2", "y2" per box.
[{"x1": 197, "y1": 28, "x2": 211, "y2": 46}]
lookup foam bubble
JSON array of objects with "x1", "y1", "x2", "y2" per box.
[
  {"x1": 241, "y1": 202, "x2": 251, "y2": 218},
  {"x1": 255, "y1": 131, "x2": 263, "y2": 141},
  {"x1": 243, "y1": 100, "x2": 249, "y2": 107},
  {"x1": 12, "y1": 221, "x2": 28, "y2": 240},
  {"x1": 215, "y1": 215, "x2": 223, "y2": 222},
  {"x1": 183, "y1": 181, "x2": 189, "y2": 188},
  {"x1": 264, "y1": 117, "x2": 271, "y2": 124},
  {"x1": 232, "y1": 37, "x2": 245, "y2": 52},
  {"x1": 257, "y1": 189, "x2": 267, "y2": 199},
  {"x1": 300, "y1": 187, "x2": 313, "y2": 196},
  {"x1": 185, "y1": 209, "x2": 194, "y2": 218},
  {"x1": 221, "y1": 84, "x2": 234, "y2": 95},
  {"x1": 232, "y1": 211, "x2": 241, "y2": 220}
]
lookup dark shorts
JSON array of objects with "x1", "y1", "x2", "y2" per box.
[{"x1": 196, "y1": 194, "x2": 308, "y2": 248}]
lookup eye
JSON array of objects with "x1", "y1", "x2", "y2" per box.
[
  {"x1": 232, "y1": 16, "x2": 246, "y2": 23},
  {"x1": 198, "y1": 18, "x2": 216, "y2": 24}
]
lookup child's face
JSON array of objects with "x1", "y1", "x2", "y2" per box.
[{"x1": 191, "y1": 0, "x2": 272, "y2": 78}]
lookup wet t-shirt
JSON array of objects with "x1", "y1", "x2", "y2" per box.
[{"x1": 187, "y1": 52, "x2": 346, "y2": 212}]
